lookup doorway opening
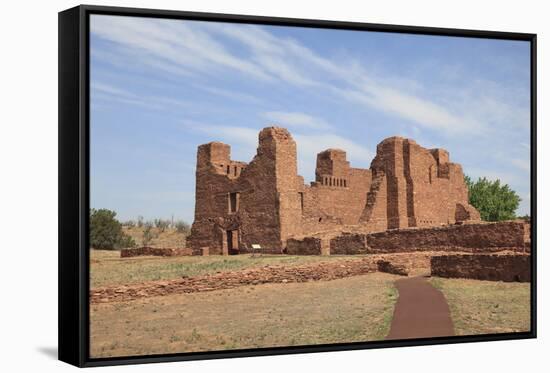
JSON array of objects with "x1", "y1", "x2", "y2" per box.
[{"x1": 226, "y1": 229, "x2": 239, "y2": 255}]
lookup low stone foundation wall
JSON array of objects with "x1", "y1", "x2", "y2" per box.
[
  {"x1": 431, "y1": 254, "x2": 531, "y2": 282},
  {"x1": 366, "y1": 221, "x2": 528, "y2": 253},
  {"x1": 377, "y1": 260, "x2": 408, "y2": 276},
  {"x1": 285, "y1": 237, "x2": 323, "y2": 255},
  {"x1": 120, "y1": 247, "x2": 192, "y2": 258},
  {"x1": 330, "y1": 233, "x2": 369, "y2": 255}
]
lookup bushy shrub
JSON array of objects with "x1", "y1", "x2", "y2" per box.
[
  {"x1": 142, "y1": 225, "x2": 155, "y2": 246},
  {"x1": 90, "y1": 208, "x2": 135, "y2": 250}
]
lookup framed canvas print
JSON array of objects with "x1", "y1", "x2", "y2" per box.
[{"x1": 58, "y1": 4, "x2": 537, "y2": 367}]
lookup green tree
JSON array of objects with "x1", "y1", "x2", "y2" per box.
[
  {"x1": 90, "y1": 208, "x2": 135, "y2": 250},
  {"x1": 465, "y1": 176, "x2": 521, "y2": 221}
]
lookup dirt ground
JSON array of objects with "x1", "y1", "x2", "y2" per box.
[
  {"x1": 430, "y1": 277, "x2": 531, "y2": 335},
  {"x1": 89, "y1": 251, "x2": 531, "y2": 358},
  {"x1": 90, "y1": 272, "x2": 399, "y2": 358}
]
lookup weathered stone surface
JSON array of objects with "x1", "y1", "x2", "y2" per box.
[
  {"x1": 330, "y1": 233, "x2": 369, "y2": 255},
  {"x1": 120, "y1": 247, "x2": 192, "y2": 258},
  {"x1": 377, "y1": 260, "x2": 409, "y2": 276},
  {"x1": 366, "y1": 221, "x2": 528, "y2": 253},
  {"x1": 188, "y1": 127, "x2": 481, "y2": 254},
  {"x1": 286, "y1": 237, "x2": 323, "y2": 255},
  {"x1": 431, "y1": 254, "x2": 531, "y2": 282}
]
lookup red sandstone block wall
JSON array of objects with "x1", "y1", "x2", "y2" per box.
[
  {"x1": 286, "y1": 237, "x2": 323, "y2": 255},
  {"x1": 366, "y1": 221, "x2": 527, "y2": 253},
  {"x1": 431, "y1": 254, "x2": 531, "y2": 282},
  {"x1": 120, "y1": 247, "x2": 192, "y2": 258},
  {"x1": 330, "y1": 233, "x2": 369, "y2": 255}
]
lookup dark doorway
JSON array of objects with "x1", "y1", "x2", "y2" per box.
[{"x1": 227, "y1": 230, "x2": 239, "y2": 255}]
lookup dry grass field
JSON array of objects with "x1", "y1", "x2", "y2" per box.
[
  {"x1": 430, "y1": 277, "x2": 531, "y2": 335},
  {"x1": 90, "y1": 250, "x2": 370, "y2": 288},
  {"x1": 90, "y1": 272, "x2": 398, "y2": 358},
  {"x1": 89, "y1": 249, "x2": 531, "y2": 358}
]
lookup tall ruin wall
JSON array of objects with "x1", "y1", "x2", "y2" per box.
[
  {"x1": 188, "y1": 126, "x2": 482, "y2": 255},
  {"x1": 361, "y1": 137, "x2": 479, "y2": 230},
  {"x1": 189, "y1": 127, "x2": 311, "y2": 254}
]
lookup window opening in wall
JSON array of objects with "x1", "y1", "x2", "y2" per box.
[
  {"x1": 234, "y1": 165, "x2": 238, "y2": 176},
  {"x1": 226, "y1": 165, "x2": 230, "y2": 174},
  {"x1": 229, "y1": 192, "x2": 239, "y2": 213},
  {"x1": 299, "y1": 192, "x2": 304, "y2": 212}
]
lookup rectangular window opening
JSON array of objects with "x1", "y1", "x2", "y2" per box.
[{"x1": 229, "y1": 192, "x2": 239, "y2": 213}]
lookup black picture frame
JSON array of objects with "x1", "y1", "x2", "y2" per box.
[{"x1": 58, "y1": 4, "x2": 537, "y2": 368}]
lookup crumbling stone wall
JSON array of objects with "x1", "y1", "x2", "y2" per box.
[
  {"x1": 366, "y1": 221, "x2": 527, "y2": 253},
  {"x1": 120, "y1": 247, "x2": 192, "y2": 258},
  {"x1": 330, "y1": 233, "x2": 369, "y2": 255},
  {"x1": 188, "y1": 127, "x2": 481, "y2": 255},
  {"x1": 361, "y1": 137, "x2": 479, "y2": 230},
  {"x1": 431, "y1": 254, "x2": 531, "y2": 282},
  {"x1": 188, "y1": 128, "x2": 301, "y2": 254},
  {"x1": 286, "y1": 237, "x2": 323, "y2": 255},
  {"x1": 302, "y1": 150, "x2": 372, "y2": 228}
]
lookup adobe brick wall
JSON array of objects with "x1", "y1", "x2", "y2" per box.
[
  {"x1": 431, "y1": 254, "x2": 531, "y2": 282},
  {"x1": 330, "y1": 233, "x2": 369, "y2": 255},
  {"x1": 365, "y1": 221, "x2": 527, "y2": 253},
  {"x1": 120, "y1": 247, "x2": 192, "y2": 258},
  {"x1": 286, "y1": 237, "x2": 323, "y2": 255}
]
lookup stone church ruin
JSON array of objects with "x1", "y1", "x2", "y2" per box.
[{"x1": 187, "y1": 126, "x2": 492, "y2": 254}]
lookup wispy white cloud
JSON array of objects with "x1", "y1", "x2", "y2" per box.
[
  {"x1": 92, "y1": 16, "x2": 528, "y2": 140},
  {"x1": 91, "y1": 16, "x2": 273, "y2": 81},
  {"x1": 91, "y1": 82, "x2": 164, "y2": 109},
  {"x1": 198, "y1": 85, "x2": 265, "y2": 105},
  {"x1": 261, "y1": 111, "x2": 332, "y2": 130}
]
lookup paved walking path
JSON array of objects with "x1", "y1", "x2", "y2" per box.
[{"x1": 386, "y1": 276, "x2": 454, "y2": 339}]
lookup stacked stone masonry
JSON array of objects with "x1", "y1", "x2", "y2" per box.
[
  {"x1": 431, "y1": 254, "x2": 531, "y2": 282},
  {"x1": 364, "y1": 221, "x2": 529, "y2": 253},
  {"x1": 282, "y1": 221, "x2": 528, "y2": 256},
  {"x1": 120, "y1": 247, "x2": 192, "y2": 258},
  {"x1": 188, "y1": 126, "x2": 481, "y2": 254}
]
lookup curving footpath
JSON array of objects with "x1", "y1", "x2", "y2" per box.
[{"x1": 386, "y1": 276, "x2": 454, "y2": 339}]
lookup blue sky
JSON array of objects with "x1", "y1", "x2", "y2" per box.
[{"x1": 90, "y1": 15, "x2": 531, "y2": 223}]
